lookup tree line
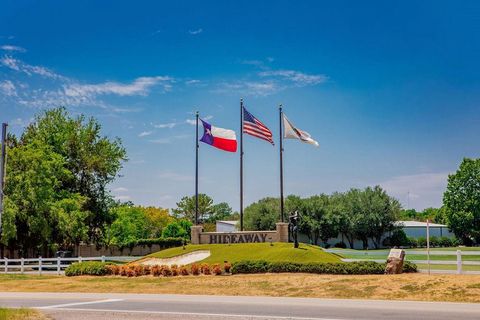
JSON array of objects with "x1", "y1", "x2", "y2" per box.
[{"x1": 244, "y1": 186, "x2": 402, "y2": 249}]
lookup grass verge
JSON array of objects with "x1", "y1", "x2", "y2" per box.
[
  {"x1": 0, "y1": 273, "x2": 480, "y2": 303},
  {"x1": 0, "y1": 308, "x2": 49, "y2": 320}
]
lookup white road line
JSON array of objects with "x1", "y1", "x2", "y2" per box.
[
  {"x1": 38, "y1": 298, "x2": 124, "y2": 309},
  {"x1": 39, "y1": 307, "x2": 347, "y2": 320}
]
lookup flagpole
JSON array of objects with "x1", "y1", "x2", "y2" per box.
[
  {"x1": 240, "y1": 98, "x2": 244, "y2": 231},
  {"x1": 279, "y1": 105, "x2": 284, "y2": 223},
  {"x1": 0, "y1": 123, "x2": 7, "y2": 236},
  {"x1": 195, "y1": 111, "x2": 199, "y2": 225}
]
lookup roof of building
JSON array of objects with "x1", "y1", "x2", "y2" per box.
[
  {"x1": 216, "y1": 220, "x2": 238, "y2": 226},
  {"x1": 395, "y1": 220, "x2": 447, "y2": 228}
]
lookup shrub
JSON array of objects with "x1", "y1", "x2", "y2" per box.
[
  {"x1": 383, "y1": 229, "x2": 410, "y2": 247},
  {"x1": 231, "y1": 260, "x2": 269, "y2": 274},
  {"x1": 402, "y1": 261, "x2": 417, "y2": 273},
  {"x1": 180, "y1": 266, "x2": 189, "y2": 276},
  {"x1": 151, "y1": 265, "x2": 161, "y2": 276},
  {"x1": 133, "y1": 264, "x2": 144, "y2": 276},
  {"x1": 143, "y1": 265, "x2": 151, "y2": 275},
  {"x1": 224, "y1": 262, "x2": 232, "y2": 273},
  {"x1": 135, "y1": 237, "x2": 185, "y2": 249},
  {"x1": 417, "y1": 236, "x2": 427, "y2": 247},
  {"x1": 231, "y1": 260, "x2": 417, "y2": 275},
  {"x1": 65, "y1": 262, "x2": 111, "y2": 276},
  {"x1": 429, "y1": 236, "x2": 439, "y2": 247},
  {"x1": 212, "y1": 264, "x2": 222, "y2": 275},
  {"x1": 106, "y1": 264, "x2": 120, "y2": 275},
  {"x1": 407, "y1": 237, "x2": 418, "y2": 248},
  {"x1": 201, "y1": 263, "x2": 211, "y2": 275},
  {"x1": 171, "y1": 265, "x2": 179, "y2": 276},
  {"x1": 119, "y1": 265, "x2": 128, "y2": 276},
  {"x1": 333, "y1": 241, "x2": 347, "y2": 249},
  {"x1": 191, "y1": 264, "x2": 200, "y2": 275},
  {"x1": 161, "y1": 265, "x2": 172, "y2": 276}
]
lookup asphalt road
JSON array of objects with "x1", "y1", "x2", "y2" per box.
[{"x1": 1, "y1": 292, "x2": 479, "y2": 320}]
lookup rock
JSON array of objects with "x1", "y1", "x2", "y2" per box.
[{"x1": 385, "y1": 249, "x2": 405, "y2": 274}]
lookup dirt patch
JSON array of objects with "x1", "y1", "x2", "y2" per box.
[{"x1": 137, "y1": 250, "x2": 210, "y2": 266}]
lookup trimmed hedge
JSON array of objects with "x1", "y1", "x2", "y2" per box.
[
  {"x1": 65, "y1": 261, "x2": 111, "y2": 276},
  {"x1": 121, "y1": 237, "x2": 185, "y2": 250},
  {"x1": 231, "y1": 260, "x2": 417, "y2": 275}
]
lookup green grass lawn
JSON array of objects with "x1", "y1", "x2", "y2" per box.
[{"x1": 145, "y1": 242, "x2": 342, "y2": 264}]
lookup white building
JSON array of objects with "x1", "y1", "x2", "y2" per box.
[
  {"x1": 394, "y1": 220, "x2": 453, "y2": 238},
  {"x1": 216, "y1": 220, "x2": 238, "y2": 233}
]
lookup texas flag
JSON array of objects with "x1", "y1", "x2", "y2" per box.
[{"x1": 200, "y1": 119, "x2": 237, "y2": 152}]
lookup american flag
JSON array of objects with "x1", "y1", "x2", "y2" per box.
[{"x1": 243, "y1": 107, "x2": 274, "y2": 145}]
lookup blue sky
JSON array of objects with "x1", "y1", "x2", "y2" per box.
[{"x1": 1, "y1": 1, "x2": 479, "y2": 211}]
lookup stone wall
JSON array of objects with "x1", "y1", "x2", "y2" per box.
[{"x1": 191, "y1": 222, "x2": 289, "y2": 245}]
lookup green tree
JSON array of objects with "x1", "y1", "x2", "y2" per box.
[
  {"x1": 300, "y1": 195, "x2": 339, "y2": 246},
  {"x1": 20, "y1": 107, "x2": 127, "y2": 244},
  {"x1": 172, "y1": 194, "x2": 214, "y2": 223},
  {"x1": 4, "y1": 142, "x2": 73, "y2": 256},
  {"x1": 162, "y1": 221, "x2": 188, "y2": 239},
  {"x1": 142, "y1": 206, "x2": 173, "y2": 238},
  {"x1": 443, "y1": 158, "x2": 480, "y2": 245},
  {"x1": 107, "y1": 205, "x2": 149, "y2": 248},
  {"x1": 206, "y1": 202, "x2": 234, "y2": 223},
  {"x1": 244, "y1": 197, "x2": 279, "y2": 231},
  {"x1": 53, "y1": 194, "x2": 90, "y2": 251}
]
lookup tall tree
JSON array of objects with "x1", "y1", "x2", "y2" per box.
[
  {"x1": 443, "y1": 158, "x2": 480, "y2": 245},
  {"x1": 20, "y1": 108, "x2": 127, "y2": 244},
  {"x1": 172, "y1": 194, "x2": 214, "y2": 223},
  {"x1": 4, "y1": 142, "x2": 72, "y2": 256}
]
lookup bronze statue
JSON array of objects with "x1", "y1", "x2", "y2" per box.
[{"x1": 289, "y1": 210, "x2": 300, "y2": 248}]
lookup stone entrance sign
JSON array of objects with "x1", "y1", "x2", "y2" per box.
[
  {"x1": 191, "y1": 222, "x2": 289, "y2": 245},
  {"x1": 384, "y1": 248, "x2": 405, "y2": 274}
]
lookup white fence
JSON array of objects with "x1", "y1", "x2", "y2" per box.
[
  {"x1": 0, "y1": 256, "x2": 137, "y2": 275},
  {"x1": 326, "y1": 249, "x2": 480, "y2": 275}
]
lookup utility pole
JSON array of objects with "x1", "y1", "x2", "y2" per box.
[{"x1": 0, "y1": 123, "x2": 8, "y2": 236}]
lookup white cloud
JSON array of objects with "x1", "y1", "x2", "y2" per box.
[
  {"x1": 215, "y1": 80, "x2": 279, "y2": 96},
  {"x1": 1, "y1": 56, "x2": 174, "y2": 110},
  {"x1": 1, "y1": 55, "x2": 65, "y2": 80},
  {"x1": 138, "y1": 131, "x2": 153, "y2": 137},
  {"x1": 186, "y1": 115, "x2": 212, "y2": 125},
  {"x1": 154, "y1": 122, "x2": 176, "y2": 129},
  {"x1": 377, "y1": 172, "x2": 450, "y2": 211},
  {"x1": 189, "y1": 28, "x2": 203, "y2": 35},
  {"x1": 185, "y1": 79, "x2": 201, "y2": 85},
  {"x1": 0, "y1": 80, "x2": 17, "y2": 96},
  {"x1": 1, "y1": 45, "x2": 26, "y2": 52},
  {"x1": 113, "y1": 187, "x2": 129, "y2": 193},
  {"x1": 64, "y1": 76, "x2": 173, "y2": 97},
  {"x1": 258, "y1": 69, "x2": 328, "y2": 86}
]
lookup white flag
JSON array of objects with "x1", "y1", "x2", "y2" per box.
[{"x1": 282, "y1": 114, "x2": 319, "y2": 147}]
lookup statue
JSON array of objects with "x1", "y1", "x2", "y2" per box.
[{"x1": 289, "y1": 210, "x2": 301, "y2": 248}]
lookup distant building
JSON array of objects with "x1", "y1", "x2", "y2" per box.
[
  {"x1": 394, "y1": 220, "x2": 453, "y2": 238},
  {"x1": 216, "y1": 220, "x2": 238, "y2": 232}
]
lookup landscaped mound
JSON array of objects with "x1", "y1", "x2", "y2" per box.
[{"x1": 144, "y1": 242, "x2": 342, "y2": 264}]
